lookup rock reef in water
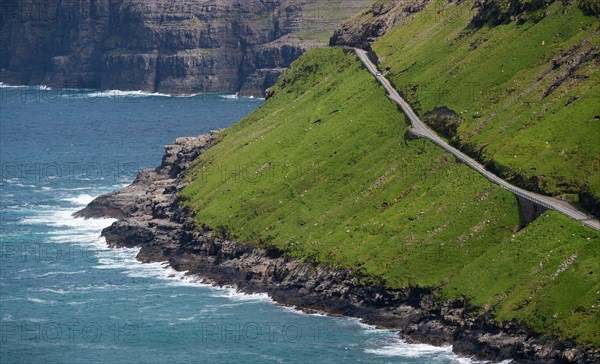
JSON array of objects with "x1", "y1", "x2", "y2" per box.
[{"x1": 76, "y1": 133, "x2": 599, "y2": 364}]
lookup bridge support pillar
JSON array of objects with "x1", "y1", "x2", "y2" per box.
[{"x1": 517, "y1": 196, "x2": 549, "y2": 227}]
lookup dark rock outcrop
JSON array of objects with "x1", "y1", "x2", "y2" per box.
[
  {"x1": 75, "y1": 132, "x2": 219, "y2": 220},
  {"x1": 77, "y1": 133, "x2": 599, "y2": 364},
  {"x1": 422, "y1": 106, "x2": 463, "y2": 141},
  {"x1": 579, "y1": 184, "x2": 600, "y2": 218},
  {"x1": 0, "y1": 0, "x2": 366, "y2": 96},
  {"x1": 330, "y1": 0, "x2": 430, "y2": 49},
  {"x1": 238, "y1": 43, "x2": 306, "y2": 96},
  {"x1": 469, "y1": 0, "x2": 555, "y2": 28}
]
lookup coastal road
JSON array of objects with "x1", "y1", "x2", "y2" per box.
[{"x1": 352, "y1": 48, "x2": 600, "y2": 231}]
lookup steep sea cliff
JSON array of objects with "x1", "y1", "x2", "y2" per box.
[
  {"x1": 0, "y1": 0, "x2": 365, "y2": 96},
  {"x1": 77, "y1": 133, "x2": 600, "y2": 364}
]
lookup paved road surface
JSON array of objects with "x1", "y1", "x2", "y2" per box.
[{"x1": 352, "y1": 47, "x2": 600, "y2": 231}]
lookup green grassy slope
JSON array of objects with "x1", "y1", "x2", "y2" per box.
[
  {"x1": 182, "y1": 48, "x2": 521, "y2": 288},
  {"x1": 181, "y1": 48, "x2": 600, "y2": 347},
  {"x1": 372, "y1": 0, "x2": 600, "y2": 213},
  {"x1": 444, "y1": 211, "x2": 599, "y2": 347}
]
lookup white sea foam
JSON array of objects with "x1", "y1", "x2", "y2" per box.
[
  {"x1": 47, "y1": 232, "x2": 98, "y2": 242},
  {"x1": 66, "y1": 301, "x2": 87, "y2": 306},
  {"x1": 0, "y1": 83, "x2": 206, "y2": 98},
  {"x1": 95, "y1": 254, "x2": 207, "y2": 287},
  {"x1": 17, "y1": 196, "x2": 117, "y2": 253},
  {"x1": 26, "y1": 297, "x2": 57, "y2": 305},
  {"x1": 35, "y1": 270, "x2": 87, "y2": 277},
  {"x1": 35, "y1": 288, "x2": 69, "y2": 295},
  {"x1": 21, "y1": 209, "x2": 115, "y2": 232},
  {"x1": 219, "y1": 93, "x2": 265, "y2": 101},
  {"x1": 343, "y1": 316, "x2": 381, "y2": 331},
  {"x1": 61, "y1": 193, "x2": 95, "y2": 206},
  {"x1": 0, "y1": 83, "x2": 52, "y2": 90},
  {"x1": 0, "y1": 82, "x2": 28, "y2": 88},
  {"x1": 14, "y1": 192, "x2": 516, "y2": 364},
  {"x1": 209, "y1": 289, "x2": 273, "y2": 303},
  {"x1": 86, "y1": 90, "x2": 170, "y2": 98},
  {"x1": 220, "y1": 93, "x2": 239, "y2": 99},
  {"x1": 93, "y1": 244, "x2": 275, "y2": 304},
  {"x1": 82, "y1": 89, "x2": 199, "y2": 98},
  {"x1": 365, "y1": 337, "x2": 453, "y2": 358},
  {"x1": 1, "y1": 178, "x2": 36, "y2": 188},
  {"x1": 176, "y1": 314, "x2": 203, "y2": 322},
  {"x1": 364, "y1": 335, "x2": 508, "y2": 363},
  {"x1": 20, "y1": 284, "x2": 127, "y2": 302},
  {"x1": 280, "y1": 305, "x2": 331, "y2": 318},
  {"x1": 285, "y1": 313, "x2": 486, "y2": 362},
  {"x1": 61, "y1": 284, "x2": 123, "y2": 293}
]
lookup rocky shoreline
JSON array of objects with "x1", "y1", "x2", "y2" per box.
[{"x1": 76, "y1": 133, "x2": 599, "y2": 364}]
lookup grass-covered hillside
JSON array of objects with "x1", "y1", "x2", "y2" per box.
[
  {"x1": 369, "y1": 0, "x2": 600, "y2": 215},
  {"x1": 181, "y1": 48, "x2": 599, "y2": 347}
]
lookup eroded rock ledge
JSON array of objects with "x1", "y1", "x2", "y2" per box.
[{"x1": 77, "y1": 133, "x2": 599, "y2": 363}]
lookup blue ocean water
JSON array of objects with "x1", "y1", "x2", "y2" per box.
[{"x1": 0, "y1": 85, "x2": 491, "y2": 363}]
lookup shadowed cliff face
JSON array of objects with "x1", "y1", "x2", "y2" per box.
[
  {"x1": 0, "y1": 0, "x2": 368, "y2": 96},
  {"x1": 330, "y1": 0, "x2": 429, "y2": 49}
]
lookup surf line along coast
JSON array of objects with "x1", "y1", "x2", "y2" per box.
[{"x1": 76, "y1": 132, "x2": 599, "y2": 363}]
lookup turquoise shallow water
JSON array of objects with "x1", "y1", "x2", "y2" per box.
[{"x1": 0, "y1": 85, "x2": 492, "y2": 363}]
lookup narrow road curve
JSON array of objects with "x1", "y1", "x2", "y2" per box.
[{"x1": 352, "y1": 47, "x2": 600, "y2": 231}]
